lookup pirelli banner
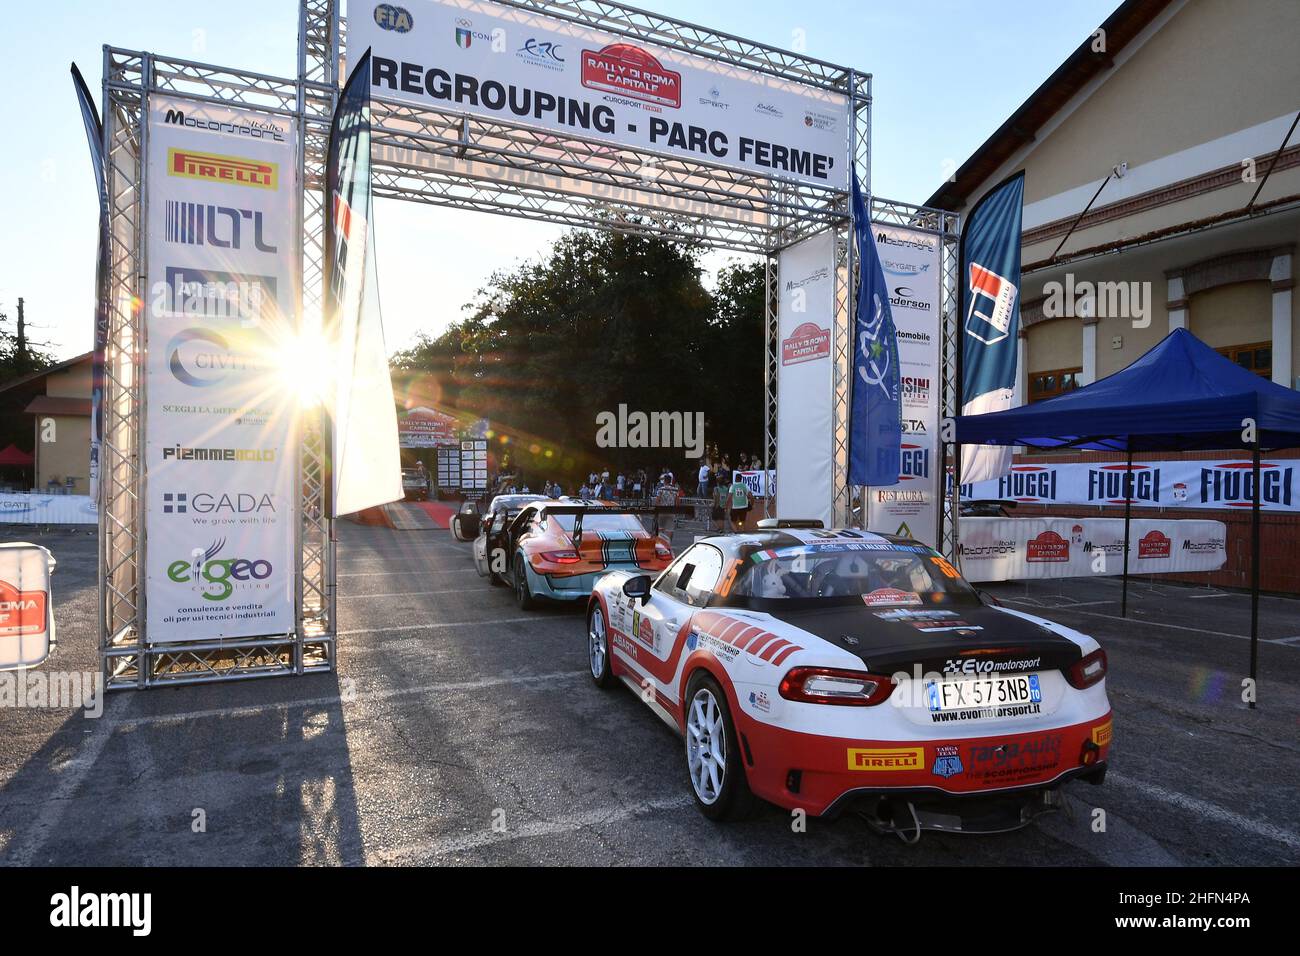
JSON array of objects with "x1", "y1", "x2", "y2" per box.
[
  {"x1": 962, "y1": 458, "x2": 1300, "y2": 513},
  {"x1": 959, "y1": 517, "x2": 1228, "y2": 583},
  {"x1": 349, "y1": 0, "x2": 851, "y2": 190},
  {"x1": 143, "y1": 96, "x2": 299, "y2": 643},
  {"x1": 865, "y1": 223, "x2": 940, "y2": 545}
]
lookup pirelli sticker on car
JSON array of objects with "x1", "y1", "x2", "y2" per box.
[
  {"x1": 847, "y1": 746, "x2": 924, "y2": 771},
  {"x1": 1091, "y1": 719, "x2": 1112, "y2": 747}
]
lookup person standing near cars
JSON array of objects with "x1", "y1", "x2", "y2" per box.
[
  {"x1": 697, "y1": 460, "x2": 711, "y2": 499},
  {"x1": 725, "y1": 471, "x2": 751, "y2": 533}
]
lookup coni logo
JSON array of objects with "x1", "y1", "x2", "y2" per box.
[{"x1": 167, "y1": 538, "x2": 273, "y2": 601}]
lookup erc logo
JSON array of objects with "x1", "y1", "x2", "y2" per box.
[
  {"x1": 168, "y1": 148, "x2": 278, "y2": 190},
  {"x1": 847, "y1": 746, "x2": 923, "y2": 771}
]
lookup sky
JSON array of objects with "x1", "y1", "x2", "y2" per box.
[{"x1": 0, "y1": 0, "x2": 1121, "y2": 360}]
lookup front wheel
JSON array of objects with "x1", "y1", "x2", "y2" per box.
[
  {"x1": 514, "y1": 554, "x2": 539, "y2": 610},
  {"x1": 684, "y1": 673, "x2": 754, "y2": 821},
  {"x1": 588, "y1": 603, "x2": 614, "y2": 688}
]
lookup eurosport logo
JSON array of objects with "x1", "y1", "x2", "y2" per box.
[
  {"x1": 160, "y1": 445, "x2": 276, "y2": 463},
  {"x1": 1087, "y1": 465, "x2": 1161, "y2": 504},
  {"x1": 581, "y1": 43, "x2": 682, "y2": 109},
  {"x1": 163, "y1": 108, "x2": 286, "y2": 142},
  {"x1": 162, "y1": 491, "x2": 276, "y2": 516},
  {"x1": 164, "y1": 201, "x2": 277, "y2": 252},
  {"x1": 166, "y1": 538, "x2": 273, "y2": 601},
  {"x1": 890, "y1": 285, "x2": 931, "y2": 312},
  {"x1": 1200, "y1": 462, "x2": 1294, "y2": 508},
  {"x1": 997, "y1": 467, "x2": 1059, "y2": 502},
  {"x1": 373, "y1": 3, "x2": 413, "y2": 32},
  {"x1": 166, "y1": 328, "x2": 265, "y2": 388},
  {"x1": 899, "y1": 443, "x2": 930, "y2": 481},
  {"x1": 167, "y1": 148, "x2": 278, "y2": 189},
  {"x1": 518, "y1": 37, "x2": 565, "y2": 70},
  {"x1": 155, "y1": 266, "x2": 277, "y2": 323}
]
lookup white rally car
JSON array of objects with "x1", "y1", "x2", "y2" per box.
[{"x1": 586, "y1": 521, "x2": 1112, "y2": 837}]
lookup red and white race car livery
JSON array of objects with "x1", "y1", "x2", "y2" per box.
[{"x1": 586, "y1": 525, "x2": 1111, "y2": 835}]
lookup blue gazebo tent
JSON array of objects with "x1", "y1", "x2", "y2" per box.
[{"x1": 954, "y1": 329, "x2": 1300, "y2": 707}]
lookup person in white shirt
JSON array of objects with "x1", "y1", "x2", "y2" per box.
[{"x1": 697, "y1": 461, "x2": 711, "y2": 498}]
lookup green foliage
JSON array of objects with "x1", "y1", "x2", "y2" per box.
[{"x1": 392, "y1": 230, "x2": 766, "y2": 483}]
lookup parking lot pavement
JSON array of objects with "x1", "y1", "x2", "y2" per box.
[{"x1": 1, "y1": 523, "x2": 1297, "y2": 866}]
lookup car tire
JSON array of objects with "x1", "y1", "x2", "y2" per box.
[
  {"x1": 683, "y1": 672, "x2": 755, "y2": 822},
  {"x1": 514, "y1": 554, "x2": 539, "y2": 610},
  {"x1": 588, "y1": 602, "x2": 615, "y2": 688}
]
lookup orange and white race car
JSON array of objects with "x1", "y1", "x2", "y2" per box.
[
  {"x1": 475, "y1": 500, "x2": 681, "y2": 610},
  {"x1": 586, "y1": 520, "x2": 1112, "y2": 838}
]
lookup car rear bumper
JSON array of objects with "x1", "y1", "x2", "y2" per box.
[
  {"x1": 736, "y1": 710, "x2": 1112, "y2": 818},
  {"x1": 534, "y1": 563, "x2": 666, "y2": 601}
]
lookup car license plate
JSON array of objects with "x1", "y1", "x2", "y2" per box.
[{"x1": 926, "y1": 673, "x2": 1042, "y2": 713}]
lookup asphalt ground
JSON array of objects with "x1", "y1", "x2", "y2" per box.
[{"x1": 0, "y1": 520, "x2": 1297, "y2": 866}]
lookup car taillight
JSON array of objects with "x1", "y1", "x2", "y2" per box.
[
  {"x1": 1065, "y1": 648, "x2": 1107, "y2": 689},
  {"x1": 654, "y1": 542, "x2": 671, "y2": 559},
  {"x1": 540, "y1": 550, "x2": 581, "y2": 564},
  {"x1": 778, "y1": 667, "x2": 894, "y2": 706}
]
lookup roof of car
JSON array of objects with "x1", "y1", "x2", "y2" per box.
[
  {"x1": 488, "y1": 494, "x2": 548, "y2": 511},
  {"x1": 695, "y1": 528, "x2": 928, "y2": 554}
]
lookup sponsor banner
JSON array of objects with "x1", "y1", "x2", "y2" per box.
[
  {"x1": 959, "y1": 517, "x2": 1227, "y2": 583},
  {"x1": 0, "y1": 544, "x2": 54, "y2": 671},
  {"x1": 963, "y1": 458, "x2": 1300, "y2": 512},
  {"x1": 349, "y1": 0, "x2": 850, "y2": 189},
  {"x1": 144, "y1": 94, "x2": 299, "y2": 642},
  {"x1": 735, "y1": 469, "x2": 775, "y2": 499},
  {"x1": 0, "y1": 494, "x2": 97, "y2": 525},
  {"x1": 776, "y1": 230, "x2": 836, "y2": 528},
  {"x1": 865, "y1": 221, "x2": 940, "y2": 545},
  {"x1": 398, "y1": 405, "x2": 460, "y2": 447},
  {"x1": 960, "y1": 173, "x2": 1024, "y2": 483}
]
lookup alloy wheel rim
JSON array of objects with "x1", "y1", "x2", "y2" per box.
[
  {"x1": 686, "y1": 687, "x2": 726, "y2": 804},
  {"x1": 589, "y1": 607, "x2": 607, "y2": 677}
]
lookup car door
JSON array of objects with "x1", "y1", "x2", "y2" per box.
[
  {"x1": 618, "y1": 544, "x2": 725, "y2": 705},
  {"x1": 472, "y1": 511, "x2": 494, "y2": 577}
]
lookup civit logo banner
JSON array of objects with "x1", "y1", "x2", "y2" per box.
[
  {"x1": 961, "y1": 459, "x2": 1300, "y2": 512},
  {"x1": 958, "y1": 517, "x2": 1227, "y2": 583},
  {"x1": 865, "y1": 223, "x2": 940, "y2": 546},
  {"x1": 144, "y1": 94, "x2": 299, "y2": 642},
  {"x1": 775, "y1": 230, "x2": 836, "y2": 528},
  {"x1": 348, "y1": 0, "x2": 850, "y2": 189}
]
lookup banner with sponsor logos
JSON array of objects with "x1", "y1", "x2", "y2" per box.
[
  {"x1": 776, "y1": 230, "x2": 836, "y2": 528},
  {"x1": 962, "y1": 458, "x2": 1300, "y2": 512},
  {"x1": 398, "y1": 405, "x2": 460, "y2": 448},
  {"x1": 0, "y1": 494, "x2": 97, "y2": 525},
  {"x1": 959, "y1": 517, "x2": 1227, "y2": 583},
  {"x1": 348, "y1": 0, "x2": 850, "y2": 190},
  {"x1": 865, "y1": 221, "x2": 940, "y2": 545},
  {"x1": 143, "y1": 95, "x2": 299, "y2": 643},
  {"x1": 735, "y1": 469, "x2": 775, "y2": 499}
]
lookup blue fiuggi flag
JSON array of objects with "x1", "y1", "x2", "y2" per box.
[
  {"x1": 960, "y1": 172, "x2": 1025, "y2": 483},
  {"x1": 848, "y1": 171, "x2": 901, "y2": 487}
]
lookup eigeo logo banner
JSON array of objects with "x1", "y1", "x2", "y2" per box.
[
  {"x1": 348, "y1": 0, "x2": 850, "y2": 189},
  {"x1": 866, "y1": 223, "x2": 940, "y2": 546},
  {"x1": 143, "y1": 95, "x2": 299, "y2": 643}
]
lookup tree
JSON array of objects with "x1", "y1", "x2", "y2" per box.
[{"x1": 392, "y1": 229, "x2": 767, "y2": 486}]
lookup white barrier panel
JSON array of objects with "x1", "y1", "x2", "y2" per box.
[
  {"x1": 775, "y1": 230, "x2": 836, "y2": 529},
  {"x1": 350, "y1": 0, "x2": 851, "y2": 189},
  {"x1": 0, "y1": 543, "x2": 55, "y2": 671},
  {"x1": 0, "y1": 495, "x2": 97, "y2": 525},
  {"x1": 963, "y1": 458, "x2": 1300, "y2": 511},
  {"x1": 959, "y1": 516, "x2": 1227, "y2": 583},
  {"x1": 143, "y1": 95, "x2": 300, "y2": 643},
  {"x1": 866, "y1": 222, "x2": 940, "y2": 545}
]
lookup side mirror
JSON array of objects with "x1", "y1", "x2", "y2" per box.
[{"x1": 622, "y1": 574, "x2": 652, "y2": 605}]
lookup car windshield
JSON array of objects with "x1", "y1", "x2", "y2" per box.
[
  {"x1": 725, "y1": 543, "x2": 979, "y2": 607},
  {"x1": 548, "y1": 513, "x2": 646, "y2": 535}
]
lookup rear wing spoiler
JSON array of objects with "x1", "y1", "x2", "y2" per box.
[{"x1": 540, "y1": 503, "x2": 694, "y2": 543}]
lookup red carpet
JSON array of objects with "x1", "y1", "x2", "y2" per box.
[{"x1": 413, "y1": 500, "x2": 457, "y2": 529}]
